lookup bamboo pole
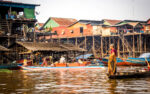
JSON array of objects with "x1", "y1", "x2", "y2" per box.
[
  {"x1": 101, "y1": 36, "x2": 103, "y2": 57},
  {"x1": 84, "y1": 36, "x2": 87, "y2": 49},
  {"x1": 144, "y1": 35, "x2": 147, "y2": 52},
  {"x1": 117, "y1": 38, "x2": 120, "y2": 58},
  {"x1": 133, "y1": 34, "x2": 135, "y2": 57},
  {"x1": 140, "y1": 34, "x2": 142, "y2": 54},
  {"x1": 123, "y1": 35, "x2": 125, "y2": 58},
  {"x1": 75, "y1": 37, "x2": 78, "y2": 46}
]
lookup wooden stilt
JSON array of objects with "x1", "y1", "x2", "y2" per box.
[
  {"x1": 133, "y1": 35, "x2": 135, "y2": 57},
  {"x1": 84, "y1": 36, "x2": 87, "y2": 49},
  {"x1": 117, "y1": 38, "x2": 120, "y2": 58},
  {"x1": 140, "y1": 34, "x2": 142, "y2": 54},
  {"x1": 123, "y1": 35, "x2": 125, "y2": 58},
  {"x1": 101, "y1": 36, "x2": 103, "y2": 57},
  {"x1": 144, "y1": 35, "x2": 147, "y2": 52}
]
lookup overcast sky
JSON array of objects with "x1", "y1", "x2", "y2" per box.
[{"x1": 13, "y1": 0, "x2": 150, "y2": 23}]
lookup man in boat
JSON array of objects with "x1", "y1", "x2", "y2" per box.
[
  {"x1": 41, "y1": 57, "x2": 48, "y2": 66},
  {"x1": 108, "y1": 44, "x2": 117, "y2": 75}
]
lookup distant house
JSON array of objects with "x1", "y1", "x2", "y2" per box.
[
  {"x1": 42, "y1": 17, "x2": 77, "y2": 29},
  {"x1": 115, "y1": 20, "x2": 145, "y2": 34},
  {"x1": 67, "y1": 20, "x2": 102, "y2": 37},
  {"x1": 145, "y1": 19, "x2": 150, "y2": 33},
  {"x1": 0, "y1": 1, "x2": 40, "y2": 46},
  {"x1": 98, "y1": 19, "x2": 122, "y2": 36},
  {"x1": 41, "y1": 17, "x2": 77, "y2": 39}
]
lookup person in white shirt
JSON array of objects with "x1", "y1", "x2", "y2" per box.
[{"x1": 60, "y1": 56, "x2": 66, "y2": 63}]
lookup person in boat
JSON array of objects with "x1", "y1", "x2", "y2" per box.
[
  {"x1": 108, "y1": 44, "x2": 117, "y2": 75},
  {"x1": 41, "y1": 57, "x2": 48, "y2": 66},
  {"x1": 59, "y1": 56, "x2": 66, "y2": 63},
  {"x1": 23, "y1": 59, "x2": 28, "y2": 66},
  {"x1": 78, "y1": 59, "x2": 83, "y2": 64}
]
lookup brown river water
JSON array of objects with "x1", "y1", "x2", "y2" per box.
[{"x1": 0, "y1": 66, "x2": 150, "y2": 94}]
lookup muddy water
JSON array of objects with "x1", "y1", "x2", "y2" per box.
[{"x1": 0, "y1": 67, "x2": 150, "y2": 94}]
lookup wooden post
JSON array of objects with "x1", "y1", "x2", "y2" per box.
[
  {"x1": 133, "y1": 35, "x2": 135, "y2": 57},
  {"x1": 117, "y1": 38, "x2": 120, "y2": 58},
  {"x1": 67, "y1": 37, "x2": 69, "y2": 43},
  {"x1": 137, "y1": 35, "x2": 139, "y2": 52},
  {"x1": 92, "y1": 35, "x2": 95, "y2": 51},
  {"x1": 75, "y1": 37, "x2": 78, "y2": 46},
  {"x1": 101, "y1": 36, "x2": 103, "y2": 57},
  {"x1": 139, "y1": 34, "x2": 142, "y2": 54},
  {"x1": 123, "y1": 35, "x2": 125, "y2": 58},
  {"x1": 84, "y1": 36, "x2": 87, "y2": 49},
  {"x1": 144, "y1": 35, "x2": 147, "y2": 52}
]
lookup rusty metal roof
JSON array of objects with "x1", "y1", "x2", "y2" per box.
[
  {"x1": 103, "y1": 19, "x2": 122, "y2": 25},
  {"x1": 16, "y1": 42, "x2": 86, "y2": 52},
  {"x1": 51, "y1": 17, "x2": 77, "y2": 27}
]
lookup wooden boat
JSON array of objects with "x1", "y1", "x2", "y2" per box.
[
  {"x1": 107, "y1": 69, "x2": 150, "y2": 79},
  {"x1": 100, "y1": 57, "x2": 148, "y2": 66},
  {"x1": 21, "y1": 65, "x2": 105, "y2": 71},
  {"x1": 100, "y1": 58, "x2": 128, "y2": 66},
  {"x1": 0, "y1": 64, "x2": 21, "y2": 69},
  {"x1": 125, "y1": 57, "x2": 148, "y2": 66}
]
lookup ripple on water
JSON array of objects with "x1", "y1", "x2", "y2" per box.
[{"x1": 0, "y1": 66, "x2": 150, "y2": 94}]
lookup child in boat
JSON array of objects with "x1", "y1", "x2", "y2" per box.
[{"x1": 41, "y1": 57, "x2": 48, "y2": 66}]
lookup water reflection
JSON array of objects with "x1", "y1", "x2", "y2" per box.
[{"x1": 0, "y1": 67, "x2": 150, "y2": 94}]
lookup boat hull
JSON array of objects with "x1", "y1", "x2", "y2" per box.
[
  {"x1": 21, "y1": 66, "x2": 105, "y2": 70},
  {"x1": 0, "y1": 64, "x2": 21, "y2": 70},
  {"x1": 108, "y1": 69, "x2": 150, "y2": 79},
  {"x1": 100, "y1": 57, "x2": 147, "y2": 66}
]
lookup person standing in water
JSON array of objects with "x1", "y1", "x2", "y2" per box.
[{"x1": 108, "y1": 44, "x2": 117, "y2": 75}]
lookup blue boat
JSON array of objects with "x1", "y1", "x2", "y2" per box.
[{"x1": 125, "y1": 53, "x2": 150, "y2": 66}]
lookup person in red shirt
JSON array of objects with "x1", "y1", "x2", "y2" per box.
[
  {"x1": 108, "y1": 44, "x2": 117, "y2": 75},
  {"x1": 41, "y1": 57, "x2": 48, "y2": 67}
]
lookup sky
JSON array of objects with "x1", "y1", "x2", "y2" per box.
[{"x1": 12, "y1": 0, "x2": 150, "y2": 23}]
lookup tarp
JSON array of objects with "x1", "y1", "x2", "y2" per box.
[
  {"x1": 139, "y1": 53, "x2": 150, "y2": 58},
  {"x1": 0, "y1": 2, "x2": 36, "y2": 9},
  {"x1": 76, "y1": 54, "x2": 93, "y2": 60},
  {"x1": 24, "y1": 8, "x2": 35, "y2": 19}
]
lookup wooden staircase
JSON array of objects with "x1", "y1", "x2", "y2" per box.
[
  {"x1": 119, "y1": 34, "x2": 132, "y2": 54},
  {"x1": 0, "y1": 20, "x2": 10, "y2": 35}
]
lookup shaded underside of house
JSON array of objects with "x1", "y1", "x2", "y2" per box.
[
  {"x1": 0, "y1": 45, "x2": 9, "y2": 51},
  {"x1": 16, "y1": 42, "x2": 86, "y2": 52}
]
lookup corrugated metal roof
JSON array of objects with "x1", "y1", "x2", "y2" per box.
[
  {"x1": 51, "y1": 17, "x2": 77, "y2": 27},
  {"x1": 79, "y1": 20, "x2": 103, "y2": 25},
  {"x1": 16, "y1": 42, "x2": 86, "y2": 52},
  {"x1": 103, "y1": 19, "x2": 122, "y2": 25},
  {"x1": 0, "y1": 0, "x2": 40, "y2": 8}
]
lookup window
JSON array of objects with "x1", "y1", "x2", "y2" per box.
[
  {"x1": 70, "y1": 30, "x2": 74, "y2": 33},
  {"x1": 80, "y1": 27, "x2": 83, "y2": 33},
  {"x1": 146, "y1": 26, "x2": 150, "y2": 30},
  {"x1": 62, "y1": 31, "x2": 65, "y2": 35},
  {"x1": 54, "y1": 31, "x2": 57, "y2": 35}
]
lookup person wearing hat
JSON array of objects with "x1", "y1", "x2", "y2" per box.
[{"x1": 108, "y1": 44, "x2": 117, "y2": 75}]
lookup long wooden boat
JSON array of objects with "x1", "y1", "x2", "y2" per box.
[
  {"x1": 125, "y1": 57, "x2": 149, "y2": 66},
  {"x1": 108, "y1": 69, "x2": 150, "y2": 79},
  {"x1": 21, "y1": 66, "x2": 105, "y2": 71},
  {"x1": 100, "y1": 57, "x2": 148, "y2": 66},
  {"x1": 100, "y1": 58, "x2": 128, "y2": 66},
  {"x1": 0, "y1": 64, "x2": 21, "y2": 70}
]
